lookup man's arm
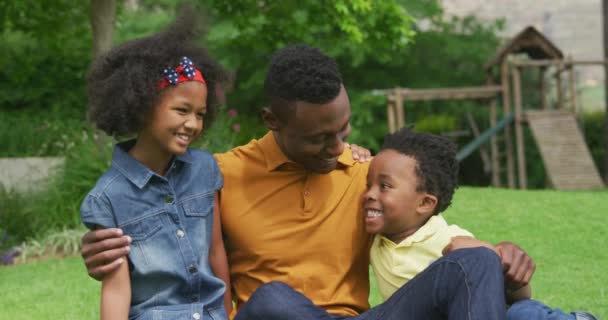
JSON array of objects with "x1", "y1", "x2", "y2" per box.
[
  {"x1": 209, "y1": 192, "x2": 233, "y2": 315},
  {"x1": 443, "y1": 237, "x2": 535, "y2": 298},
  {"x1": 81, "y1": 228, "x2": 131, "y2": 280},
  {"x1": 495, "y1": 241, "x2": 536, "y2": 291}
]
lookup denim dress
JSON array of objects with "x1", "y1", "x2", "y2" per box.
[{"x1": 81, "y1": 140, "x2": 227, "y2": 320}]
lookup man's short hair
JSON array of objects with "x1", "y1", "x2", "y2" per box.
[{"x1": 264, "y1": 45, "x2": 343, "y2": 119}]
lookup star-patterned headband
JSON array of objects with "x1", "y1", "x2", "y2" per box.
[{"x1": 157, "y1": 56, "x2": 206, "y2": 89}]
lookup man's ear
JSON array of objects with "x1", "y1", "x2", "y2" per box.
[
  {"x1": 261, "y1": 107, "x2": 283, "y2": 131},
  {"x1": 417, "y1": 194, "x2": 438, "y2": 216}
]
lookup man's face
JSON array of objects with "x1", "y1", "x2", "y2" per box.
[{"x1": 273, "y1": 85, "x2": 352, "y2": 173}]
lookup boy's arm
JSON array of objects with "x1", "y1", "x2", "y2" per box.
[
  {"x1": 209, "y1": 192, "x2": 233, "y2": 315},
  {"x1": 100, "y1": 242, "x2": 131, "y2": 320}
]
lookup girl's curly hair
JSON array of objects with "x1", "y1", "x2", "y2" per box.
[{"x1": 87, "y1": 6, "x2": 227, "y2": 137}]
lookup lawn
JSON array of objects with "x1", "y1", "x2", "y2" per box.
[{"x1": 1, "y1": 187, "x2": 606, "y2": 319}]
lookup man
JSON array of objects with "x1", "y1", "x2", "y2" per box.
[{"x1": 81, "y1": 45, "x2": 535, "y2": 319}]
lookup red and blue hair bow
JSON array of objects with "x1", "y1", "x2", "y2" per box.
[{"x1": 157, "y1": 56, "x2": 206, "y2": 89}]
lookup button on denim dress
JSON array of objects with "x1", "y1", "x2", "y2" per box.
[{"x1": 81, "y1": 140, "x2": 227, "y2": 320}]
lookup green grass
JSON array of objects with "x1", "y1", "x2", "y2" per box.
[
  {"x1": 0, "y1": 256, "x2": 99, "y2": 319},
  {"x1": 445, "y1": 187, "x2": 607, "y2": 318},
  {"x1": 1, "y1": 187, "x2": 606, "y2": 318}
]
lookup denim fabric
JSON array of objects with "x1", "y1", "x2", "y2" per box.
[
  {"x1": 235, "y1": 247, "x2": 506, "y2": 320},
  {"x1": 507, "y1": 300, "x2": 575, "y2": 320},
  {"x1": 81, "y1": 140, "x2": 226, "y2": 320}
]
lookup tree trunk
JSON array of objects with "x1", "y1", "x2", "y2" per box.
[
  {"x1": 90, "y1": 0, "x2": 117, "y2": 58},
  {"x1": 603, "y1": 0, "x2": 608, "y2": 183}
]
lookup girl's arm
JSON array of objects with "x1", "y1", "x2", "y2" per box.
[
  {"x1": 209, "y1": 192, "x2": 233, "y2": 315},
  {"x1": 100, "y1": 234, "x2": 131, "y2": 320}
]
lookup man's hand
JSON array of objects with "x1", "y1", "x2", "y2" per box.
[
  {"x1": 442, "y1": 236, "x2": 501, "y2": 256},
  {"x1": 347, "y1": 143, "x2": 372, "y2": 162},
  {"x1": 495, "y1": 241, "x2": 535, "y2": 291},
  {"x1": 81, "y1": 228, "x2": 131, "y2": 281}
]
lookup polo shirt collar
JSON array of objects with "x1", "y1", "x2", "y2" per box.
[
  {"x1": 111, "y1": 139, "x2": 192, "y2": 189},
  {"x1": 380, "y1": 215, "x2": 448, "y2": 248},
  {"x1": 258, "y1": 131, "x2": 356, "y2": 172}
]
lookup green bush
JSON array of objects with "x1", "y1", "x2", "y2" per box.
[
  {"x1": 0, "y1": 109, "x2": 88, "y2": 157},
  {"x1": 0, "y1": 29, "x2": 90, "y2": 114},
  {"x1": 0, "y1": 130, "x2": 113, "y2": 241},
  {"x1": 415, "y1": 114, "x2": 458, "y2": 134},
  {"x1": 582, "y1": 111, "x2": 606, "y2": 179}
]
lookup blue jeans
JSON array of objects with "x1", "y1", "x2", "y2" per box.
[
  {"x1": 235, "y1": 247, "x2": 506, "y2": 320},
  {"x1": 507, "y1": 299, "x2": 575, "y2": 320}
]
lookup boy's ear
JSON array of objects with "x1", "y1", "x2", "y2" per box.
[
  {"x1": 417, "y1": 194, "x2": 438, "y2": 216},
  {"x1": 261, "y1": 107, "x2": 283, "y2": 131}
]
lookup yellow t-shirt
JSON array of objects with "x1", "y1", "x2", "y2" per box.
[
  {"x1": 215, "y1": 132, "x2": 372, "y2": 317},
  {"x1": 370, "y1": 215, "x2": 473, "y2": 301}
]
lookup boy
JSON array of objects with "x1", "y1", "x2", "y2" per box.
[{"x1": 363, "y1": 127, "x2": 600, "y2": 320}]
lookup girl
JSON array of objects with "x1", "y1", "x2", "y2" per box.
[{"x1": 81, "y1": 9, "x2": 231, "y2": 320}]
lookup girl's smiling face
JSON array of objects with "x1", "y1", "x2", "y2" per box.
[
  {"x1": 362, "y1": 149, "x2": 437, "y2": 244},
  {"x1": 139, "y1": 81, "x2": 208, "y2": 157}
]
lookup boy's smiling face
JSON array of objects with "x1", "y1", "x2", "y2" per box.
[{"x1": 362, "y1": 149, "x2": 438, "y2": 244}]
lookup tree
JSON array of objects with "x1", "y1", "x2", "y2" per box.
[
  {"x1": 201, "y1": 0, "x2": 415, "y2": 112},
  {"x1": 603, "y1": 0, "x2": 608, "y2": 183},
  {"x1": 90, "y1": 0, "x2": 117, "y2": 57}
]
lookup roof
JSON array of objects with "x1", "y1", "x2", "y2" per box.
[{"x1": 485, "y1": 26, "x2": 564, "y2": 70}]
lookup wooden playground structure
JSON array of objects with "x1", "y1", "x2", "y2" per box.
[{"x1": 382, "y1": 26, "x2": 605, "y2": 190}]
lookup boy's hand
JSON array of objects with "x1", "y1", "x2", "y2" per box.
[
  {"x1": 81, "y1": 228, "x2": 131, "y2": 281},
  {"x1": 495, "y1": 241, "x2": 536, "y2": 291},
  {"x1": 442, "y1": 236, "x2": 501, "y2": 257},
  {"x1": 347, "y1": 143, "x2": 373, "y2": 162}
]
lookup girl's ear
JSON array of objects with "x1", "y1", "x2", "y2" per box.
[
  {"x1": 261, "y1": 107, "x2": 283, "y2": 131},
  {"x1": 417, "y1": 194, "x2": 438, "y2": 216}
]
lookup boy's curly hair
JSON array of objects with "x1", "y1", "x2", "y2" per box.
[
  {"x1": 381, "y1": 127, "x2": 459, "y2": 215},
  {"x1": 264, "y1": 44, "x2": 342, "y2": 119},
  {"x1": 87, "y1": 6, "x2": 227, "y2": 137}
]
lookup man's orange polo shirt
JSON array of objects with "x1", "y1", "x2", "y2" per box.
[{"x1": 215, "y1": 132, "x2": 372, "y2": 317}]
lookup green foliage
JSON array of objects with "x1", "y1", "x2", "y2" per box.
[
  {"x1": 114, "y1": 6, "x2": 175, "y2": 44},
  {"x1": 193, "y1": 107, "x2": 242, "y2": 153},
  {"x1": 0, "y1": 130, "x2": 112, "y2": 242},
  {"x1": 347, "y1": 92, "x2": 389, "y2": 152},
  {"x1": 582, "y1": 111, "x2": 606, "y2": 178},
  {"x1": 0, "y1": 29, "x2": 91, "y2": 112},
  {"x1": 203, "y1": 0, "x2": 415, "y2": 113},
  {"x1": 0, "y1": 1, "x2": 91, "y2": 113},
  {"x1": 18, "y1": 228, "x2": 86, "y2": 263},
  {"x1": 0, "y1": 1, "x2": 89, "y2": 36},
  {"x1": 0, "y1": 188, "x2": 26, "y2": 252},
  {"x1": 414, "y1": 114, "x2": 458, "y2": 134},
  {"x1": 0, "y1": 109, "x2": 89, "y2": 157}
]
